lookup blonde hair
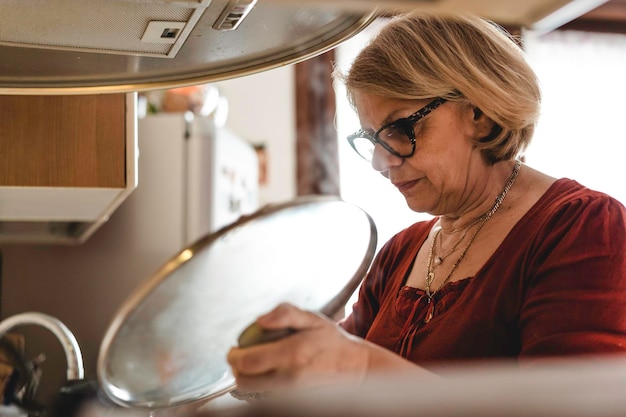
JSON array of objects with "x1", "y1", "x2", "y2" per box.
[{"x1": 336, "y1": 12, "x2": 541, "y2": 163}]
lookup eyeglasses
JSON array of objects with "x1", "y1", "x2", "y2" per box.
[{"x1": 347, "y1": 97, "x2": 447, "y2": 162}]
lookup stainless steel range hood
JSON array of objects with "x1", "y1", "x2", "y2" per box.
[
  {"x1": 0, "y1": 0, "x2": 607, "y2": 95},
  {"x1": 0, "y1": 0, "x2": 378, "y2": 94}
]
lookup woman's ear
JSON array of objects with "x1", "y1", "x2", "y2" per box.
[{"x1": 471, "y1": 106, "x2": 496, "y2": 139}]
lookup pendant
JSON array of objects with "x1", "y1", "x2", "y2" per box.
[
  {"x1": 425, "y1": 299, "x2": 435, "y2": 323},
  {"x1": 434, "y1": 256, "x2": 443, "y2": 265},
  {"x1": 427, "y1": 271, "x2": 435, "y2": 285}
]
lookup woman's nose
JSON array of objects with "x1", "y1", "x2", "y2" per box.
[{"x1": 371, "y1": 144, "x2": 403, "y2": 172}]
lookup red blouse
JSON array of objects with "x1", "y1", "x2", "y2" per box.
[{"x1": 340, "y1": 179, "x2": 626, "y2": 366}]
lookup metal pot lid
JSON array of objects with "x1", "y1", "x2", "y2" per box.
[
  {"x1": 96, "y1": 195, "x2": 377, "y2": 409},
  {"x1": 0, "y1": 0, "x2": 377, "y2": 94}
]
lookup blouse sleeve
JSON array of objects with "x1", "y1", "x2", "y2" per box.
[{"x1": 520, "y1": 191, "x2": 626, "y2": 358}]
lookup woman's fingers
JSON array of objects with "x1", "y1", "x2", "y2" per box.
[
  {"x1": 228, "y1": 303, "x2": 370, "y2": 393},
  {"x1": 255, "y1": 302, "x2": 328, "y2": 331},
  {"x1": 228, "y1": 341, "x2": 287, "y2": 376},
  {"x1": 228, "y1": 325, "x2": 319, "y2": 373}
]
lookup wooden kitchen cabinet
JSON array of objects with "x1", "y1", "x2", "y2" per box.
[{"x1": 0, "y1": 93, "x2": 138, "y2": 243}]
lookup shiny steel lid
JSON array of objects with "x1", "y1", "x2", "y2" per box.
[{"x1": 97, "y1": 195, "x2": 377, "y2": 409}]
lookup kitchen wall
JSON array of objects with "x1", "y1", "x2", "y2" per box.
[{"x1": 0, "y1": 64, "x2": 297, "y2": 409}]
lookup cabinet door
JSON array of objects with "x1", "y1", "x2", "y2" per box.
[{"x1": 0, "y1": 94, "x2": 126, "y2": 188}]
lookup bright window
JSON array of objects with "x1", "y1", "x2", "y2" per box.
[{"x1": 524, "y1": 29, "x2": 626, "y2": 206}]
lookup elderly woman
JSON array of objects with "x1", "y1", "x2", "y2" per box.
[{"x1": 227, "y1": 12, "x2": 626, "y2": 393}]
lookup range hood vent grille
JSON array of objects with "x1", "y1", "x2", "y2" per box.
[{"x1": 0, "y1": 0, "x2": 208, "y2": 58}]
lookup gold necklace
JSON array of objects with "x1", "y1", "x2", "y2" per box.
[
  {"x1": 424, "y1": 159, "x2": 521, "y2": 323},
  {"x1": 433, "y1": 215, "x2": 483, "y2": 265}
]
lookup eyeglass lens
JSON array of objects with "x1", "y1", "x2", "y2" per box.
[{"x1": 348, "y1": 98, "x2": 446, "y2": 162}]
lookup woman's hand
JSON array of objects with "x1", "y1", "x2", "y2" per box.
[{"x1": 227, "y1": 303, "x2": 370, "y2": 394}]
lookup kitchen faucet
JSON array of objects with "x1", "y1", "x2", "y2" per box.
[{"x1": 0, "y1": 312, "x2": 84, "y2": 413}]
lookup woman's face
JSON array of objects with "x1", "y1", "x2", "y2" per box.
[{"x1": 352, "y1": 92, "x2": 490, "y2": 216}]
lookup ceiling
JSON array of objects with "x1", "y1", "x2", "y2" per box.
[
  {"x1": 560, "y1": 0, "x2": 626, "y2": 32},
  {"x1": 267, "y1": 0, "x2": 611, "y2": 31}
]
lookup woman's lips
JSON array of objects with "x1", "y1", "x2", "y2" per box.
[{"x1": 393, "y1": 179, "x2": 420, "y2": 193}]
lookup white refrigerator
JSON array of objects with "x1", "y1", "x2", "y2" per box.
[{"x1": 137, "y1": 112, "x2": 259, "y2": 245}]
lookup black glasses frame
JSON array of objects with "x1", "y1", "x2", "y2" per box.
[{"x1": 347, "y1": 97, "x2": 447, "y2": 160}]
